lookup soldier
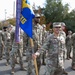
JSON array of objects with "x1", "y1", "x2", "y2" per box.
[
  {"x1": 33, "y1": 22, "x2": 68, "y2": 75},
  {"x1": 59, "y1": 22, "x2": 67, "y2": 74},
  {"x1": 41, "y1": 24, "x2": 47, "y2": 65},
  {"x1": 3, "y1": 26, "x2": 12, "y2": 66},
  {"x1": 10, "y1": 27, "x2": 26, "y2": 74},
  {"x1": 33, "y1": 13, "x2": 43, "y2": 73},
  {"x1": 42, "y1": 24, "x2": 47, "y2": 44},
  {"x1": 23, "y1": 33, "x2": 28, "y2": 56},
  {"x1": 26, "y1": 28, "x2": 42, "y2": 75},
  {"x1": 59, "y1": 22, "x2": 66, "y2": 39},
  {"x1": 71, "y1": 33, "x2": 75, "y2": 70},
  {"x1": 66, "y1": 30, "x2": 72, "y2": 60},
  {"x1": 59, "y1": 22, "x2": 67, "y2": 61},
  {"x1": 0, "y1": 30, "x2": 4, "y2": 60}
]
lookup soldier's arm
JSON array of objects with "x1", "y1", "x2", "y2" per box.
[
  {"x1": 1, "y1": 32, "x2": 5, "y2": 47},
  {"x1": 11, "y1": 32, "x2": 14, "y2": 44},
  {"x1": 35, "y1": 35, "x2": 51, "y2": 56}
]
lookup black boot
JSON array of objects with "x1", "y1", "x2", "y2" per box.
[{"x1": 63, "y1": 69, "x2": 68, "y2": 75}]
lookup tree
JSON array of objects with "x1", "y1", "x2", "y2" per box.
[
  {"x1": 44, "y1": 0, "x2": 69, "y2": 23},
  {"x1": 64, "y1": 9, "x2": 75, "y2": 32}
]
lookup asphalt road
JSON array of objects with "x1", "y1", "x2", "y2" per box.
[{"x1": 0, "y1": 56, "x2": 75, "y2": 75}]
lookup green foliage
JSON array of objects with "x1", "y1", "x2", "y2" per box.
[
  {"x1": 44, "y1": 0, "x2": 69, "y2": 23},
  {"x1": 63, "y1": 9, "x2": 75, "y2": 32},
  {"x1": 7, "y1": 18, "x2": 16, "y2": 26},
  {"x1": 43, "y1": 0, "x2": 75, "y2": 32}
]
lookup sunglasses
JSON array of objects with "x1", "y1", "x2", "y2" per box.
[{"x1": 54, "y1": 27, "x2": 61, "y2": 28}]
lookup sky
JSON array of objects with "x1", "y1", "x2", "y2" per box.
[{"x1": 0, "y1": 0, "x2": 75, "y2": 21}]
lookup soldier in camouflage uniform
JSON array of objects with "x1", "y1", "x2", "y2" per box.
[
  {"x1": 26, "y1": 13, "x2": 43, "y2": 75},
  {"x1": 23, "y1": 33, "x2": 28, "y2": 56},
  {"x1": 59, "y1": 23, "x2": 66, "y2": 63},
  {"x1": 33, "y1": 13, "x2": 43, "y2": 73},
  {"x1": 66, "y1": 30, "x2": 72, "y2": 60},
  {"x1": 24, "y1": 27, "x2": 42, "y2": 75},
  {"x1": 71, "y1": 33, "x2": 75, "y2": 70},
  {"x1": 59, "y1": 22, "x2": 67, "y2": 74},
  {"x1": 10, "y1": 28, "x2": 26, "y2": 74},
  {"x1": 0, "y1": 30, "x2": 4, "y2": 60},
  {"x1": 41, "y1": 24, "x2": 47, "y2": 65},
  {"x1": 3, "y1": 27, "x2": 12, "y2": 66},
  {"x1": 33, "y1": 22, "x2": 68, "y2": 75}
]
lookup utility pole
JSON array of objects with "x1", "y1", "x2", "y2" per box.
[
  {"x1": 5, "y1": 9, "x2": 7, "y2": 21},
  {"x1": 13, "y1": 1, "x2": 15, "y2": 18}
]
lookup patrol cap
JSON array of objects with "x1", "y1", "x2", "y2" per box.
[
  {"x1": 53, "y1": 22, "x2": 61, "y2": 28},
  {"x1": 8, "y1": 24, "x2": 13, "y2": 28},
  {"x1": 68, "y1": 30, "x2": 72, "y2": 34},
  {"x1": 42, "y1": 24, "x2": 46, "y2": 28},
  {"x1": 61, "y1": 22, "x2": 66, "y2": 26},
  {"x1": 35, "y1": 13, "x2": 40, "y2": 18}
]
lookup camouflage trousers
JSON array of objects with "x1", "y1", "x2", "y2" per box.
[
  {"x1": 5, "y1": 45, "x2": 11, "y2": 60},
  {"x1": 10, "y1": 46, "x2": 23, "y2": 68},
  {"x1": 72, "y1": 46, "x2": 75, "y2": 66},
  {"x1": 44, "y1": 56, "x2": 64, "y2": 75},
  {"x1": 26, "y1": 49, "x2": 35, "y2": 75},
  {"x1": 0, "y1": 45, "x2": 3, "y2": 59},
  {"x1": 44, "y1": 64, "x2": 63, "y2": 75},
  {"x1": 66, "y1": 45, "x2": 72, "y2": 57}
]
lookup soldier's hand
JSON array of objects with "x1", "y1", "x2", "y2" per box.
[{"x1": 32, "y1": 54, "x2": 37, "y2": 59}]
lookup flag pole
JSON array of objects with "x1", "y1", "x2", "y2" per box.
[{"x1": 30, "y1": 38, "x2": 39, "y2": 75}]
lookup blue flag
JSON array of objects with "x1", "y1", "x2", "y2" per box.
[{"x1": 20, "y1": 0, "x2": 35, "y2": 38}]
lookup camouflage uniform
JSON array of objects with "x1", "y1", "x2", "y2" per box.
[
  {"x1": 66, "y1": 31, "x2": 72, "y2": 59},
  {"x1": 34, "y1": 22, "x2": 68, "y2": 75},
  {"x1": 0, "y1": 30, "x2": 4, "y2": 60},
  {"x1": 37, "y1": 33, "x2": 65, "y2": 75},
  {"x1": 41, "y1": 24, "x2": 47, "y2": 65},
  {"x1": 10, "y1": 29, "x2": 25, "y2": 73},
  {"x1": 23, "y1": 33, "x2": 29, "y2": 56},
  {"x1": 71, "y1": 33, "x2": 75, "y2": 68},
  {"x1": 58, "y1": 24, "x2": 67, "y2": 74},
  {"x1": 4, "y1": 31, "x2": 11, "y2": 65},
  {"x1": 59, "y1": 29, "x2": 67, "y2": 63},
  {"x1": 26, "y1": 30, "x2": 39, "y2": 75},
  {"x1": 33, "y1": 23, "x2": 43, "y2": 72}
]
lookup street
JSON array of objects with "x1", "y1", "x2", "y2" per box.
[{"x1": 0, "y1": 56, "x2": 75, "y2": 75}]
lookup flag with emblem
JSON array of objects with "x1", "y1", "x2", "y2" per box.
[{"x1": 20, "y1": 0, "x2": 35, "y2": 38}]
